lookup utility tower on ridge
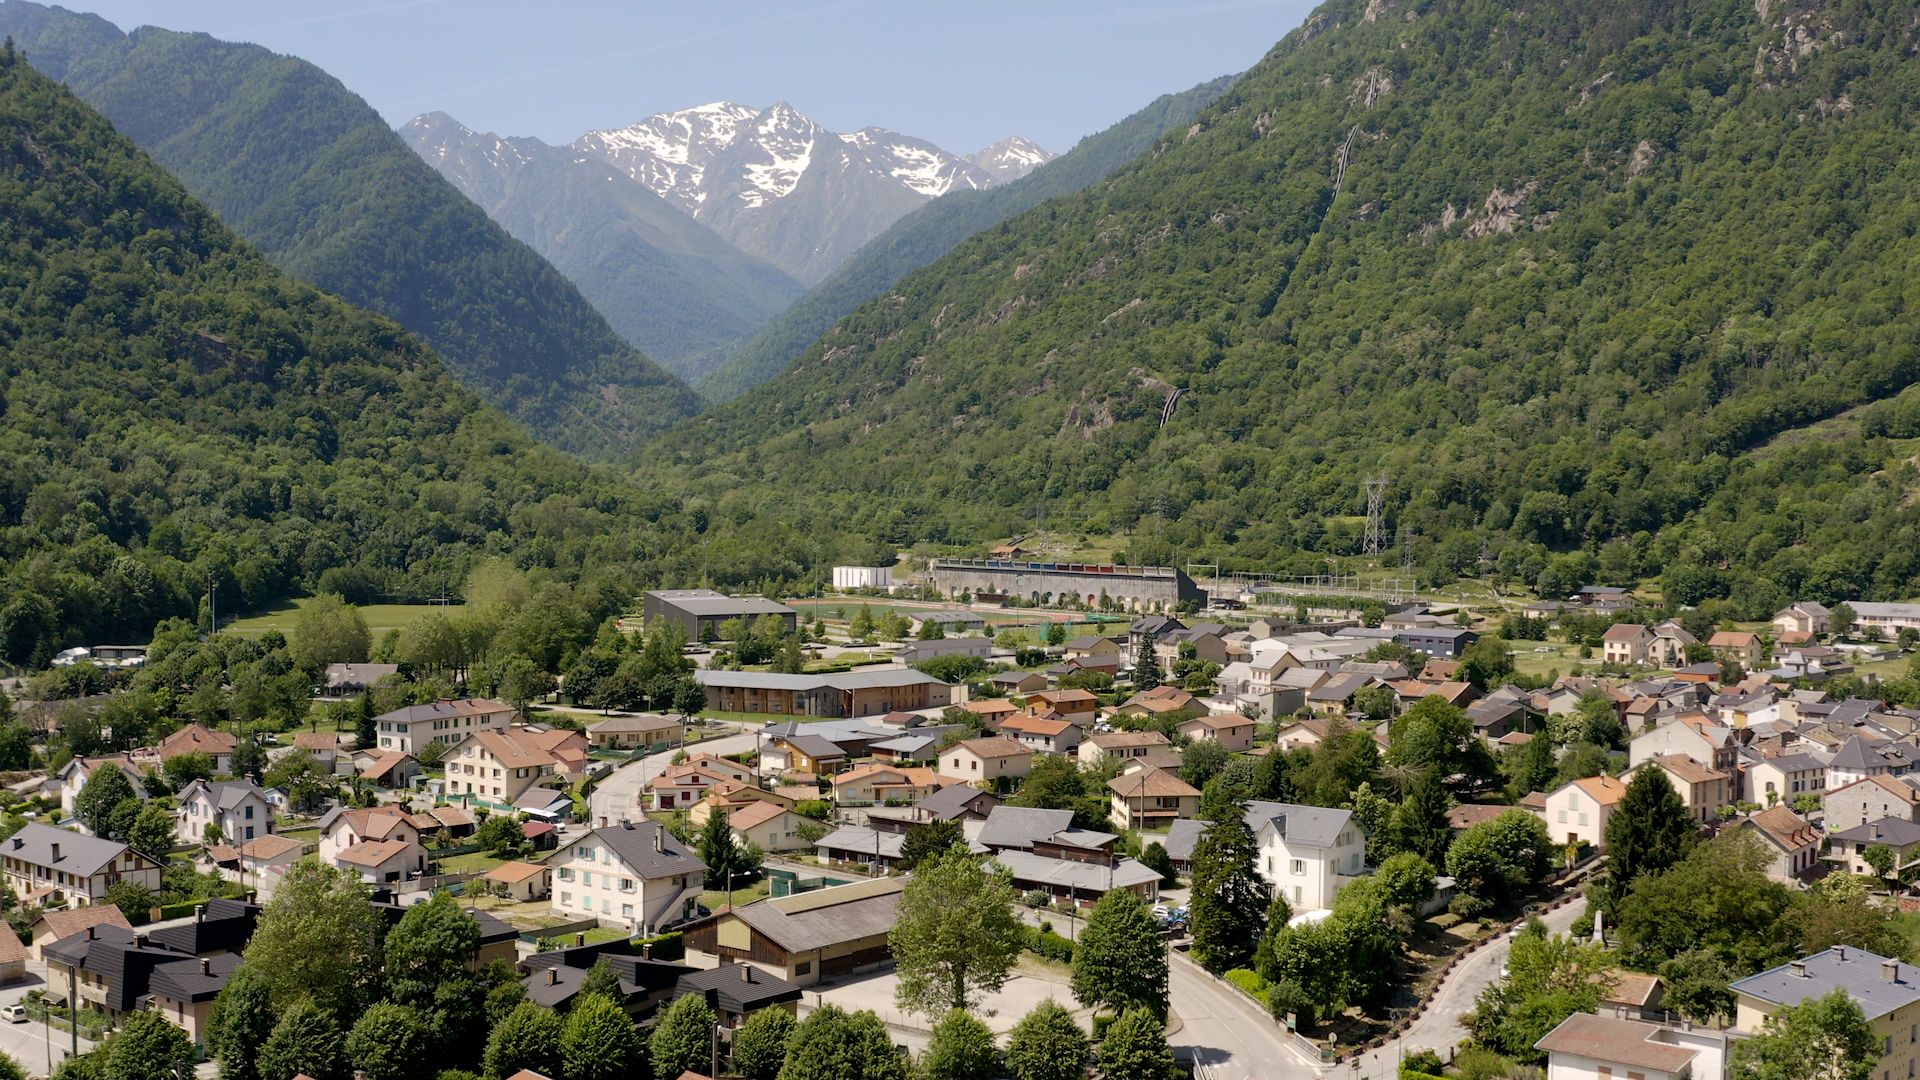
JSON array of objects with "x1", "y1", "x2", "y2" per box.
[{"x1": 1362, "y1": 475, "x2": 1388, "y2": 557}]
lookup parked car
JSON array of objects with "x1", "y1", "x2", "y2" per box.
[{"x1": 2, "y1": 1005, "x2": 28, "y2": 1023}]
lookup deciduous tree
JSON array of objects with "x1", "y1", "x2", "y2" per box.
[
  {"x1": 107, "y1": 1011, "x2": 196, "y2": 1080},
  {"x1": 562, "y1": 993, "x2": 646, "y2": 1080},
  {"x1": 730, "y1": 1006, "x2": 794, "y2": 1080},
  {"x1": 1070, "y1": 889, "x2": 1169, "y2": 1020},
  {"x1": 482, "y1": 1002, "x2": 562, "y2": 1080},
  {"x1": 922, "y1": 1009, "x2": 1000, "y2": 1080},
  {"x1": 1094, "y1": 1008, "x2": 1176, "y2": 1080},
  {"x1": 890, "y1": 846, "x2": 1024, "y2": 1016},
  {"x1": 257, "y1": 1000, "x2": 348, "y2": 1080},
  {"x1": 1730, "y1": 989, "x2": 1876, "y2": 1080},
  {"x1": 241, "y1": 860, "x2": 380, "y2": 1016},
  {"x1": 649, "y1": 993, "x2": 715, "y2": 1080},
  {"x1": 775, "y1": 1005, "x2": 909, "y2": 1080},
  {"x1": 1004, "y1": 1000, "x2": 1088, "y2": 1080},
  {"x1": 345, "y1": 1003, "x2": 428, "y2": 1080}
]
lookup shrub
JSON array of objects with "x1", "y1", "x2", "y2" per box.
[
  {"x1": 1266, "y1": 979, "x2": 1314, "y2": 1026},
  {"x1": 1448, "y1": 893, "x2": 1490, "y2": 919},
  {"x1": 634, "y1": 931, "x2": 683, "y2": 961},
  {"x1": 1023, "y1": 890, "x2": 1049, "y2": 908},
  {"x1": 1022, "y1": 924, "x2": 1075, "y2": 964},
  {"x1": 1224, "y1": 969, "x2": 1269, "y2": 998}
]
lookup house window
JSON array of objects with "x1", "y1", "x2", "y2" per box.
[
  {"x1": 560, "y1": 892, "x2": 571, "y2": 906},
  {"x1": 795, "y1": 961, "x2": 811, "y2": 976},
  {"x1": 1290, "y1": 859, "x2": 1304, "y2": 875}
]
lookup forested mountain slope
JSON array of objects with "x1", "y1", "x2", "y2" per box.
[
  {"x1": 695, "y1": 74, "x2": 1237, "y2": 402},
  {"x1": 0, "y1": 1, "x2": 700, "y2": 457},
  {"x1": 650, "y1": 0, "x2": 1920, "y2": 612},
  {"x1": 0, "y1": 46, "x2": 724, "y2": 663},
  {"x1": 404, "y1": 111, "x2": 805, "y2": 383}
]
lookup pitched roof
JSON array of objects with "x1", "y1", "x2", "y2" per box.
[
  {"x1": 1533, "y1": 1013, "x2": 1696, "y2": 1072},
  {"x1": 1648, "y1": 754, "x2": 1727, "y2": 785},
  {"x1": 1731, "y1": 947, "x2": 1920, "y2": 1021},
  {"x1": 33, "y1": 904, "x2": 131, "y2": 943},
  {"x1": 1744, "y1": 807, "x2": 1820, "y2": 850},
  {"x1": 483, "y1": 861, "x2": 550, "y2": 884},
  {"x1": 1602, "y1": 623, "x2": 1651, "y2": 642},
  {"x1": 1830, "y1": 817, "x2": 1920, "y2": 848},
  {"x1": 372, "y1": 698, "x2": 513, "y2": 725},
  {"x1": 724, "y1": 878, "x2": 904, "y2": 953},
  {"x1": 978, "y1": 807, "x2": 1075, "y2": 850},
  {"x1": 147, "y1": 951, "x2": 242, "y2": 1003},
  {"x1": 1106, "y1": 766, "x2": 1201, "y2": 800},
  {"x1": 726, "y1": 801, "x2": 796, "y2": 831},
  {"x1": 1000, "y1": 713, "x2": 1076, "y2": 737},
  {"x1": 360, "y1": 751, "x2": 418, "y2": 780},
  {"x1": 1830, "y1": 735, "x2": 1894, "y2": 772},
  {"x1": 1828, "y1": 773, "x2": 1920, "y2": 804},
  {"x1": 1087, "y1": 730, "x2": 1173, "y2": 750},
  {"x1": 157, "y1": 723, "x2": 237, "y2": 759},
  {"x1": 589, "y1": 713, "x2": 682, "y2": 734},
  {"x1": 1602, "y1": 970, "x2": 1665, "y2": 1008},
  {"x1": 239, "y1": 834, "x2": 306, "y2": 860},
  {"x1": 914, "y1": 784, "x2": 998, "y2": 821},
  {"x1": 465, "y1": 729, "x2": 560, "y2": 771},
  {"x1": 950, "y1": 736, "x2": 1031, "y2": 760},
  {"x1": 1567, "y1": 774, "x2": 1629, "y2": 806},
  {"x1": 576, "y1": 821, "x2": 705, "y2": 879},
  {"x1": 674, "y1": 963, "x2": 804, "y2": 1013},
  {"x1": 5, "y1": 823, "x2": 139, "y2": 876},
  {"x1": 1708, "y1": 631, "x2": 1759, "y2": 647},
  {"x1": 292, "y1": 732, "x2": 339, "y2": 751},
  {"x1": 337, "y1": 839, "x2": 414, "y2": 867}
]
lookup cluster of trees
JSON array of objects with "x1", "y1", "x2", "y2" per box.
[{"x1": 561, "y1": 622, "x2": 703, "y2": 716}]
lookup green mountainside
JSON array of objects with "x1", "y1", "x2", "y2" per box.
[
  {"x1": 402, "y1": 111, "x2": 806, "y2": 383},
  {"x1": 650, "y1": 0, "x2": 1920, "y2": 612},
  {"x1": 694, "y1": 74, "x2": 1238, "y2": 402},
  {"x1": 0, "y1": 46, "x2": 730, "y2": 662},
  {"x1": 0, "y1": 1, "x2": 700, "y2": 457}
]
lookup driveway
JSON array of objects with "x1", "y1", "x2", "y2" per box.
[
  {"x1": 1341, "y1": 895, "x2": 1590, "y2": 1079},
  {"x1": 0, "y1": 970, "x2": 97, "y2": 1077},
  {"x1": 585, "y1": 729, "x2": 760, "y2": 825}
]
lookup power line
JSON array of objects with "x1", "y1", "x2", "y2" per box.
[{"x1": 1362, "y1": 475, "x2": 1388, "y2": 557}]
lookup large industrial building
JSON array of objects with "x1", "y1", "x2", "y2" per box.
[
  {"x1": 642, "y1": 590, "x2": 798, "y2": 641},
  {"x1": 928, "y1": 559, "x2": 1201, "y2": 612},
  {"x1": 693, "y1": 668, "x2": 955, "y2": 719}
]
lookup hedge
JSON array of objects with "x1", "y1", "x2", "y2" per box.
[
  {"x1": 1023, "y1": 925, "x2": 1074, "y2": 964},
  {"x1": 635, "y1": 931, "x2": 684, "y2": 961}
]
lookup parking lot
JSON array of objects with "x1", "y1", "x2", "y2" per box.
[{"x1": 803, "y1": 957, "x2": 1093, "y2": 1050}]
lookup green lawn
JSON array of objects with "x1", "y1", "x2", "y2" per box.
[
  {"x1": 226, "y1": 599, "x2": 466, "y2": 639},
  {"x1": 699, "y1": 879, "x2": 771, "y2": 912},
  {"x1": 1892, "y1": 910, "x2": 1920, "y2": 958},
  {"x1": 438, "y1": 850, "x2": 508, "y2": 874}
]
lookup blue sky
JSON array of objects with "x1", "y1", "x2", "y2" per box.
[{"x1": 68, "y1": 0, "x2": 1316, "y2": 153}]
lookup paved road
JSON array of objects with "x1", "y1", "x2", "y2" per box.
[
  {"x1": 585, "y1": 729, "x2": 759, "y2": 825},
  {"x1": 1340, "y1": 896, "x2": 1590, "y2": 1079},
  {"x1": 0, "y1": 970, "x2": 96, "y2": 1077},
  {"x1": 1169, "y1": 951, "x2": 1324, "y2": 1079}
]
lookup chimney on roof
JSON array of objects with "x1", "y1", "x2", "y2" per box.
[
  {"x1": 741, "y1": 965, "x2": 754, "y2": 983},
  {"x1": 135, "y1": 933, "x2": 147, "y2": 949},
  {"x1": 1838, "y1": 945, "x2": 1849, "y2": 962},
  {"x1": 546, "y1": 968, "x2": 558, "y2": 986},
  {"x1": 49, "y1": 842, "x2": 59, "y2": 862},
  {"x1": 86, "y1": 927, "x2": 95, "y2": 941},
  {"x1": 653, "y1": 830, "x2": 663, "y2": 853},
  {"x1": 1791, "y1": 960, "x2": 1807, "y2": 977},
  {"x1": 574, "y1": 933, "x2": 585, "y2": 947},
  {"x1": 1872, "y1": 823, "x2": 1881, "y2": 840},
  {"x1": 622, "y1": 820, "x2": 634, "y2": 831},
  {"x1": 641, "y1": 944, "x2": 651, "y2": 960},
  {"x1": 599, "y1": 817, "x2": 607, "y2": 828},
  {"x1": 200, "y1": 959, "x2": 211, "y2": 976},
  {"x1": 1886, "y1": 960, "x2": 1902, "y2": 983},
  {"x1": 195, "y1": 904, "x2": 206, "y2": 925}
]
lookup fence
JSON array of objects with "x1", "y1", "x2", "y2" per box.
[{"x1": 517, "y1": 917, "x2": 603, "y2": 944}]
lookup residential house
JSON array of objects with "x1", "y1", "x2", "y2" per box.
[
  {"x1": 0, "y1": 824, "x2": 164, "y2": 909},
  {"x1": 685, "y1": 785, "x2": 795, "y2": 830},
  {"x1": 999, "y1": 713, "x2": 1084, "y2": 755},
  {"x1": 684, "y1": 877, "x2": 901, "y2": 986},
  {"x1": 1538, "y1": 775, "x2": 1628, "y2": 848},
  {"x1": 1743, "y1": 752, "x2": 1827, "y2": 808},
  {"x1": 28, "y1": 905, "x2": 130, "y2": 962},
  {"x1": 1732, "y1": 947, "x2": 1920, "y2": 1080},
  {"x1": 1079, "y1": 730, "x2": 1174, "y2": 765},
  {"x1": 155, "y1": 724, "x2": 237, "y2": 773},
  {"x1": 548, "y1": 820, "x2": 705, "y2": 934},
  {"x1": 1827, "y1": 735, "x2": 1907, "y2": 791},
  {"x1": 1107, "y1": 766, "x2": 1200, "y2": 829},
  {"x1": 43, "y1": 924, "x2": 208, "y2": 1029},
  {"x1": 1128, "y1": 615, "x2": 1186, "y2": 666},
  {"x1": 1177, "y1": 713, "x2": 1256, "y2": 753},
  {"x1": 55, "y1": 754, "x2": 147, "y2": 820},
  {"x1": 442, "y1": 729, "x2": 568, "y2": 811},
  {"x1": 960, "y1": 698, "x2": 1022, "y2": 730},
  {"x1": 481, "y1": 861, "x2": 552, "y2": 902},
  {"x1": 671, "y1": 964, "x2": 804, "y2": 1032},
  {"x1": 519, "y1": 938, "x2": 695, "y2": 1016},
  {"x1": 291, "y1": 732, "x2": 340, "y2": 772},
  {"x1": 1245, "y1": 801, "x2": 1367, "y2": 912},
  {"x1": 1643, "y1": 755, "x2": 1733, "y2": 823},
  {"x1": 831, "y1": 764, "x2": 956, "y2": 806},
  {"x1": 1646, "y1": 621, "x2": 1699, "y2": 668},
  {"x1": 1731, "y1": 807, "x2": 1821, "y2": 883},
  {"x1": 1828, "y1": 818, "x2": 1920, "y2": 876},
  {"x1": 652, "y1": 763, "x2": 760, "y2": 812},
  {"x1": 1707, "y1": 631, "x2": 1766, "y2": 670},
  {"x1": 1024, "y1": 689, "x2": 1100, "y2": 727},
  {"x1": 1306, "y1": 672, "x2": 1375, "y2": 717},
  {"x1": 941, "y1": 737, "x2": 1033, "y2": 784},
  {"x1": 1116, "y1": 684, "x2": 1198, "y2": 718},
  {"x1": 233, "y1": 834, "x2": 305, "y2": 897},
  {"x1": 360, "y1": 751, "x2": 421, "y2": 790},
  {"x1": 1772, "y1": 602, "x2": 1833, "y2": 637},
  {"x1": 174, "y1": 779, "x2": 274, "y2": 846},
  {"x1": 1849, "y1": 602, "x2": 1920, "y2": 637},
  {"x1": 372, "y1": 698, "x2": 516, "y2": 756},
  {"x1": 317, "y1": 805, "x2": 426, "y2": 884},
  {"x1": 987, "y1": 671, "x2": 1049, "y2": 695},
  {"x1": 1063, "y1": 636, "x2": 1123, "y2": 664},
  {"x1": 1825, "y1": 775, "x2": 1920, "y2": 831},
  {"x1": 147, "y1": 952, "x2": 244, "y2": 1044},
  {"x1": 0, "y1": 932, "x2": 22, "y2": 985},
  {"x1": 1533, "y1": 1013, "x2": 1728, "y2": 1080},
  {"x1": 145, "y1": 897, "x2": 260, "y2": 958},
  {"x1": 1601, "y1": 624, "x2": 1654, "y2": 666},
  {"x1": 725, "y1": 802, "x2": 814, "y2": 853},
  {"x1": 587, "y1": 714, "x2": 684, "y2": 753},
  {"x1": 1272, "y1": 718, "x2": 1335, "y2": 752},
  {"x1": 911, "y1": 784, "x2": 1001, "y2": 823}
]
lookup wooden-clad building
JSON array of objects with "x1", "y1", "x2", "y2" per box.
[{"x1": 682, "y1": 877, "x2": 901, "y2": 986}]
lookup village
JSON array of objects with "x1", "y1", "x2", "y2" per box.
[{"x1": 2, "y1": 559, "x2": 1919, "y2": 1080}]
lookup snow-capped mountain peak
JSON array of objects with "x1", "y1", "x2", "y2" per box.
[
  {"x1": 968, "y1": 136, "x2": 1055, "y2": 184},
  {"x1": 570, "y1": 100, "x2": 1050, "y2": 283}
]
